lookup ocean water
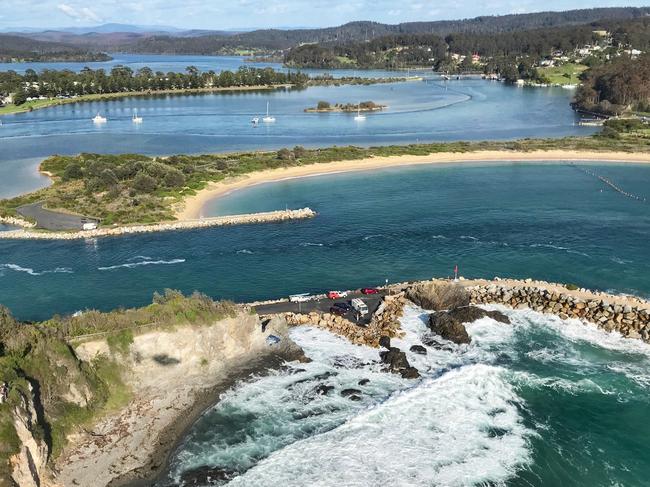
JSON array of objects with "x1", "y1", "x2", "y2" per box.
[
  {"x1": 160, "y1": 305, "x2": 650, "y2": 486},
  {"x1": 1, "y1": 162, "x2": 649, "y2": 321}
]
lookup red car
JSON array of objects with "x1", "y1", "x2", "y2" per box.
[
  {"x1": 361, "y1": 288, "x2": 379, "y2": 295},
  {"x1": 327, "y1": 290, "x2": 348, "y2": 299}
]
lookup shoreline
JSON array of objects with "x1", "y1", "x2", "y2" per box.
[
  {"x1": 111, "y1": 353, "x2": 295, "y2": 487},
  {"x1": 175, "y1": 149, "x2": 650, "y2": 219}
]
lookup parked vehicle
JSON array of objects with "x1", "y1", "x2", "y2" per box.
[
  {"x1": 330, "y1": 306, "x2": 347, "y2": 316},
  {"x1": 333, "y1": 302, "x2": 352, "y2": 312},
  {"x1": 361, "y1": 288, "x2": 379, "y2": 295},
  {"x1": 351, "y1": 298, "x2": 369, "y2": 315},
  {"x1": 327, "y1": 290, "x2": 349, "y2": 299},
  {"x1": 289, "y1": 293, "x2": 312, "y2": 303}
]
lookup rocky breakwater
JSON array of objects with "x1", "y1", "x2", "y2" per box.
[
  {"x1": 283, "y1": 293, "x2": 407, "y2": 347},
  {"x1": 467, "y1": 279, "x2": 650, "y2": 342},
  {"x1": 0, "y1": 215, "x2": 35, "y2": 228},
  {"x1": 0, "y1": 208, "x2": 316, "y2": 240}
]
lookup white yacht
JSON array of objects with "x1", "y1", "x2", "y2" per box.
[
  {"x1": 262, "y1": 102, "x2": 276, "y2": 123},
  {"x1": 92, "y1": 113, "x2": 107, "y2": 124},
  {"x1": 353, "y1": 103, "x2": 366, "y2": 121},
  {"x1": 132, "y1": 109, "x2": 143, "y2": 124}
]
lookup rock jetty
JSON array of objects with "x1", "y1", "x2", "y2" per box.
[
  {"x1": 0, "y1": 215, "x2": 35, "y2": 228},
  {"x1": 467, "y1": 279, "x2": 650, "y2": 341},
  {"x1": 0, "y1": 208, "x2": 316, "y2": 240},
  {"x1": 283, "y1": 293, "x2": 407, "y2": 347}
]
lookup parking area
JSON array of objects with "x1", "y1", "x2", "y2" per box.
[
  {"x1": 17, "y1": 202, "x2": 98, "y2": 231},
  {"x1": 254, "y1": 290, "x2": 387, "y2": 326}
]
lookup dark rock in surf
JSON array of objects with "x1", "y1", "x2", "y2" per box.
[
  {"x1": 379, "y1": 346, "x2": 420, "y2": 379},
  {"x1": 314, "y1": 384, "x2": 335, "y2": 396},
  {"x1": 428, "y1": 306, "x2": 510, "y2": 344},
  {"x1": 358, "y1": 378, "x2": 370, "y2": 386},
  {"x1": 409, "y1": 344, "x2": 427, "y2": 355},
  {"x1": 341, "y1": 388, "x2": 362, "y2": 397},
  {"x1": 379, "y1": 336, "x2": 391, "y2": 349},
  {"x1": 400, "y1": 366, "x2": 421, "y2": 379}
]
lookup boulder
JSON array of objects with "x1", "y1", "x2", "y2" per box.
[
  {"x1": 379, "y1": 346, "x2": 420, "y2": 378},
  {"x1": 400, "y1": 367, "x2": 421, "y2": 379},
  {"x1": 406, "y1": 282, "x2": 470, "y2": 311},
  {"x1": 409, "y1": 344, "x2": 427, "y2": 355},
  {"x1": 341, "y1": 388, "x2": 362, "y2": 397},
  {"x1": 314, "y1": 384, "x2": 335, "y2": 396},
  {"x1": 379, "y1": 336, "x2": 391, "y2": 349},
  {"x1": 358, "y1": 378, "x2": 370, "y2": 386},
  {"x1": 428, "y1": 306, "x2": 510, "y2": 344}
]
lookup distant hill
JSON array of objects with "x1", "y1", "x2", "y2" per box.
[
  {"x1": 0, "y1": 34, "x2": 111, "y2": 62},
  {"x1": 119, "y1": 7, "x2": 650, "y2": 54}
]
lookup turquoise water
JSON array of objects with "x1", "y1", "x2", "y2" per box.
[
  {"x1": 1, "y1": 162, "x2": 648, "y2": 321},
  {"x1": 161, "y1": 306, "x2": 650, "y2": 486}
]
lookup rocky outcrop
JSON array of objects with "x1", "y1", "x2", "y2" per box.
[
  {"x1": 0, "y1": 208, "x2": 316, "y2": 240},
  {"x1": 469, "y1": 282, "x2": 650, "y2": 342},
  {"x1": 379, "y1": 347, "x2": 420, "y2": 379},
  {"x1": 9, "y1": 385, "x2": 49, "y2": 487},
  {"x1": 406, "y1": 281, "x2": 469, "y2": 311},
  {"x1": 428, "y1": 306, "x2": 510, "y2": 344}
]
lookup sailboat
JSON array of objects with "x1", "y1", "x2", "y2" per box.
[
  {"x1": 132, "y1": 109, "x2": 143, "y2": 124},
  {"x1": 92, "y1": 112, "x2": 107, "y2": 124},
  {"x1": 262, "y1": 102, "x2": 275, "y2": 123},
  {"x1": 353, "y1": 102, "x2": 366, "y2": 121}
]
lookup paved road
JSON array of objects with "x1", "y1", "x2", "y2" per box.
[
  {"x1": 254, "y1": 290, "x2": 386, "y2": 326},
  {"x1": 17, "y1": 202, "x2": 97, "y2": 231}
]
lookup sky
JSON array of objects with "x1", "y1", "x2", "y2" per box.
[{"x1": 0, "y1": 0, "x2": 648, "y2": 30}]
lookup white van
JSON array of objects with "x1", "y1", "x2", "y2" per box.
[
  {"x1": 351, "y1": 298, "x2": 369, "y2": 315},
  {"x1": 289, "y1": 293, "x2": 312, "y2": 303}
]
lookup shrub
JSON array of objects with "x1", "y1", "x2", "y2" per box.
[
  {"x1": 565, "y1": 283, "x2": 579, "y2": 291},
  {"x1": 317, "y1": 101, "x2": 330, "y2": 110},
  {"x1": 163, "y1": 168, "x2": 186, "y2": 188},
  {"x1": 132, "y1": 173, "x2": 157, "y2": 193},
  {"x1": 62, "y1": 163, "x2": 83, "y2": 181},
  {"x1": 277, "y1": 148, "x2": 294, "y2": 161}
]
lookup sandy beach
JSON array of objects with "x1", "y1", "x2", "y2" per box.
[{"x1": 175, "y1": 150, "x2": 650, "y2": 219}]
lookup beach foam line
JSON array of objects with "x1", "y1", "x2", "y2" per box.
[{"x1": 0, "y1": 207, "x2": 316, "y2": 241}]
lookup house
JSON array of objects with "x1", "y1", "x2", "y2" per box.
[{"x1": 471, "y1": 53, "x2": 481, "y2": 63}]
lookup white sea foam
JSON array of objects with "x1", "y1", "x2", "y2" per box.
[
  {"x1": 460, "y1": 235, "x2": 478, "y2": 241},
  {"x1": 510, "y1": 371, "x2": 616, "y2": 396},
  {"x1": 98, "y1": 258, "x2": 185, "y2": 270},
  {"x1": 362, "y1": 234, "x2": 385, "y2": 241},
  {"x1": 0, "y1": 263, "x2": 73, "y2": 276},
  {"x1": 236, "y1": 249, "x2": 254, "y2": 254},
  {"x1": 299, "y1": 242, "x2": 324, "y2": 247},
  {"x1": 227, "y1": 364, "x2": 533, "y2": 487},
  {"x1": 432, "y1": 234, "x2": 447, "y2": 239}
]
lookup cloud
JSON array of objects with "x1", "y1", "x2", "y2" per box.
[{"x1": 57, "y1": 3, "x2": 102, "y2": 22}]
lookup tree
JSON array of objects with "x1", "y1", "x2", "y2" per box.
[
  {"x1": 317, "y1": 101, "x2": 330, "y2": 110},
  {"x1": 62, "y1": 163, "x2": 83, "y2": 181},
  {"x1": 163, "y1": 168, "x2": 186, "y2": 188},
  {"x1": 12, "y1": 89, "x2": 27, "y2": 106}
]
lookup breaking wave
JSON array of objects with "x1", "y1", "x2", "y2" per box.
[
  {"x1": 98, "y1": 258, "x2": 185, "y2": 270},
  {"x1": 0, "y1": 263, "x2": 73, "y2": 276}
]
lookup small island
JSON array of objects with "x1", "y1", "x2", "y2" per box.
[{"x1": 305, "y1": 100, "x2": 387, "y2": 113}]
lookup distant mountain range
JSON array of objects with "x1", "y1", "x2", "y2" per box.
[{"x1": 1, "y1": 7, "x2": 649, "y2": 61}]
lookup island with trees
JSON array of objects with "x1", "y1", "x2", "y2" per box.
[{"x1": 305, "y1": 100, "x2": 386, "y2": 113}]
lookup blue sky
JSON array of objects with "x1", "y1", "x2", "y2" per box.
[{"x1": 0, "y1": 0, "x2": 648, "y2": 30}]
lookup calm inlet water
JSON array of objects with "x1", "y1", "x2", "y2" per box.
[
  {"x1": 0, "y1": 78, "x2": 592, "y2": 197},
  {"x1": 1, "y1": 162, "x2": 648, "y2": 321}
]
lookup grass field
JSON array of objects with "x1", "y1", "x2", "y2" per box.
[{"x1": 538, "y1": 63, "x2": 588, "y2": 85}]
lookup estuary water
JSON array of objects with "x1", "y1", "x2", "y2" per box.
[
  {"x1": 0, "y1": 76, "x2": 592, "y2": 197},
  {"x1": 1, "y1": 162, "x2": 649, "y2": 321},
  {"x1": 161, "y1": 306, "x2": 650, "y2": 486}
]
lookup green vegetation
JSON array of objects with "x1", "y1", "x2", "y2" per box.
[
  {"x1": 306, "y1": 101, "x2": 386, "y2": 112},
  {"x1": 1, "y1": 129, "x2": 648, "y2": 227},
  {"x1": 0, "y1": 291, "x2": 238, "y2": 482},
  {"x1": 574, "y1": 54, "x2": 650, "y2": 115},
  {"x1": 537, "y1": 63, "x2": 588, "y2": 85}
]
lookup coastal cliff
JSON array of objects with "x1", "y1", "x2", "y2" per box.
[{"x1": 0, "y1": 295, "x2": 304, "y2": 487}]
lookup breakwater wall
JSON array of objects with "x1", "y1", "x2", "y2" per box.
[
  {"x1": 0, "y1": 208, "x2": 316, "y2": 240},
  {"x1": 467, "y1": 279, "x2": 650, "y2": 341},
  {"x1": 282, "y1": 293, "x2": 407, "y2": 347},
  {"x1": 0, "y1": 216, "x2": 36, "y2": 228}
]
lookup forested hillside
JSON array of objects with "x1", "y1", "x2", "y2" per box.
[
  {"x1": 0, "y1": 34, "x2": 110, "y2": 63},
  {"x1": 574, "y1": 54, "x2": 650, "y2": 115}
]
